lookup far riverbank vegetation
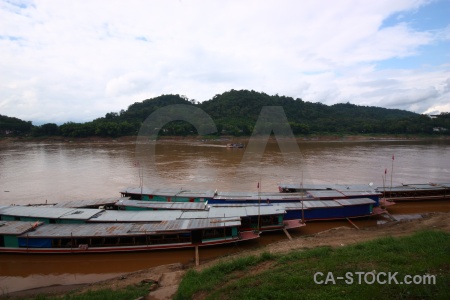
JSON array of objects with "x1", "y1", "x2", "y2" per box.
[{"x1": 1, "y1": 90, "x2": 449, "y2": 138}]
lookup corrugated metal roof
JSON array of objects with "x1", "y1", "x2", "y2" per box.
[
  {"x1": 0, "y1": 221, "x2": 43, "y2": 235},
  {"x1": 88, "y1": 210, "x2": 182, "y2": 222},
  {"x1": 186, "y1": 218, "x2": 241, "y2": 229},
  {"x1": 302, "y1": 201, "x2": 342, "y2": 208},
  {"x1": 0, "y1": 206, "x2": 8, "y2": 214},
  {"x1": 279, "y1": 183, "x2": 334, "y2": 190},
  {"x1": 258, "y1": 193, "x2": 311, "y2": 200},
  {"x1": 376, "y1": 186, "x2": 415, "y2": 192},
  {"x1": 272, "y1": 203, "x2": 310, "y2": 210},
  {"x1": 404, "y1": 184, "x2": 446, "y2": 190},
  {"x1": 274, "y1": 199, "x2": 370, "y2": 210},
  {"x1": 121, "y1": 187, "x2": 183, "y2": 196},
  {"x1": 116, "y1": 199, "x2": 207, "y2": 210},
  {"x1": 21, "y1": 218, "x2": 242, "y2": 238},
  {"x1": 179, "y1": 211, "x2": 210, "y2": 219},
  {"x1": 0, "y1": 206, "x2": 103, "y2": 220},
  {"x1": 243, "y1": 206, "x2": 286, "y2": 215},
  {"x1": 214, "y1": 191, "x2": 258, "y2": 200},
  {"x1": 136, "y1": 218, "x2": 241, "y2": 232},
  {"x1": 207, "y1": 207, "x2": 248, "y2": 218},
  {"x1": 53, "y1": 198, "x2": 120, "y2": 208},
  {"x1": 335, "y1": 198, "x2": 376, "y2": 206},
  {"x1": 333, "y1": 184, "x2": 378, "y2": 193},
  {"x1": 279, "y1": 183, "x2": 379, "y2": 193},
  {"x1": 21, "y1": 223, "x2": 137, "y2": 238},
  {"x1": 59, "y1": 209, "x2": 104, "y2": 220},
  {"x1": 149, "y1": 188, "x2": 187, "y2": 197},
  {"x1": 210, "y1": 203, "x2": 274, "y2": 207},
  {"x1": 376, "y1": 183, "x2": 450, "y2": 192},
  {"x1": 339, "y1": 191, "x2": 381, "y2": 197},
  {"x1": 306, "y1": 190, "x2": 345, "y2": 198},
  {"x1": 208, "y1": 206, "x2": 284, "y2": 218},
  {"x1": 176, "y1": 190, "x2": 216, "y2": 198},
  {"x1": 120, "y1": 187, "x2": 216, "y2": 199},
  {"x1": 214, "y1": 192, "x2": 301, "y2": 201}
]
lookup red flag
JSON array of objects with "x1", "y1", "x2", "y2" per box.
[
  {"x1": 392, "y1": 155, "x2": 394, "y2": 160},
  {"x1": 257, "y1": 182, "x2": 259, "y2": 189}
]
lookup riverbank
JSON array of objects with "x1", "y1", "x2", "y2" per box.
[
  {"x1": 5, "y1": 211, "x2": 449, "y2": 299},
  {"x1": 1, "y1": 133, "x2": 449, "y2": 145},
  {"x1": 176, "y1": 228, "x2": 450, "y2": 299}
]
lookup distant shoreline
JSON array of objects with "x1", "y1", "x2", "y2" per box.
[{"x1": 1, "y1": 134, "x2": 449, "y2": 144}]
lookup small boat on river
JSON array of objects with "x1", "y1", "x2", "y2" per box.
[{"x1": 226, "y1": 143, "x2": 245, "y2": 148}]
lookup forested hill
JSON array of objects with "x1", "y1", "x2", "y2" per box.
[
  {"x1": 199, "y1": 90, "x2": 419, "y2": 135},
  {"x1": 2, "y1": 90, "x2": 449, "y2": 137},
  {"x1": 0, "y1": 114, "x2": 32, "y2": 135}
]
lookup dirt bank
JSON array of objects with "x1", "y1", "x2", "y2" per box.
[{"x1": 4, "y1": 211, "x2": 449, "y2": 300}]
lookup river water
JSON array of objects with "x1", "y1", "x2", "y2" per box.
[{"x1": 0, "y1": 138, "x2": 449, "y2": 293}]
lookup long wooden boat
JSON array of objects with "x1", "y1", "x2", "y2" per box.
[
  {"x1": 115, "y1": 199, "x2": 304, "y2": 232},
  {"x1": 119, "y1": 186, "x2": 382, "y2": 220},
  {"x1": 210, "y1": 198, "x2": 378, "y2": 221},
  {"x1": 277, "y1": 184, "x2": 382, "y2": 204},
  {"x1": 279, "y1": 182, "x2": 450, "y2": 202},
  {"x1": 0, "y1": 203, "x2": 304, "y2": 233},
  {"x1": 120, "y1": 186, "x2": 382, "y2": 205},
  {"x1": 115, "y1": 197, "x2": 380, "y2": 222},
  {"x1": 375, "y1": 183, "x2": 450, "y2": 202},
  {"x1": 0, "y1": 218, "x2": 259, "y2": 254}
]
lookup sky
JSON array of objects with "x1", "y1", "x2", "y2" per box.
[{"x1": 1, "y1": 0, "x2": 449, "y2": 125}]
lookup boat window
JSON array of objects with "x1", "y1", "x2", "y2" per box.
[
  {"x1": 75, "y1": 238, "x2": 89, "y2": 246},
  {"x1": 104, "y1": 237, "x2": 119, "y2": 246},
  {"x1": 134, "y1": 236, "x2": 147, "y2": 245},
  {"x1": 90, "y1": 238, "x2": 104, "y2": 246},
  {"x1": 120, "y1": 236, "x2": 134, "y2": 245}
]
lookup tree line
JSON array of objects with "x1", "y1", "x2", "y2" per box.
[{"x1": 2, "y1": 90, "x2": 449, "y2": 138}]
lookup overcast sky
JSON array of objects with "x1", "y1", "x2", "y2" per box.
[{"x1": 1, "y1": 0, "x2": 449, "y2": 125}]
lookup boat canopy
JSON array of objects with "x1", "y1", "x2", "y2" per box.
[
  {"x1": 117, "y1": 199, "x2": 207, "y2": 210},
  {"x1": 0, "y1": 221, "x2": 43, "y2": 235},
  {"x1": 19, "y1": 218, "x2": 241, "y2": 238},
  {"x1": 0, "y1": 206, "x2": 104, "y2": 221}
]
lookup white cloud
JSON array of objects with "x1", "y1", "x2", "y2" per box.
[{"x1": 0, "y1": 0, "x2": 448, "y2": 124}]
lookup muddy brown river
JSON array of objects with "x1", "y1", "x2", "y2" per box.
[{"x1": 0, "y1": 138, "x2": 449, "y2": 293}]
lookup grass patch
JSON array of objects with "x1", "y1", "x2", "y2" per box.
[
  {"x1": 19, "y1": 283, "x2": 152, "y2": 300},
  {"x1": 174, "y1": 251, "x2": 276, "y2": 299},
  {"x1": 175, "y1": 230, "x2": 450, "y2": 300}
]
